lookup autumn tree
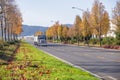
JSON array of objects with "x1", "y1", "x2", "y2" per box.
[
  {"x1": 112, "y1": 0, "x2": 120, "y2": 45},
  {"x1": 74, "y1": 15, "x2": 82, "y2": 46},
  {"x1": 0, "y1": 0, "x2": 23, "y2": 41},
  {"x1": 91, "y1": 0, "x2": 110, "y2": 46},
  {"x1": 57, "y1": 24, "x2": 62, "y2": 41},
  {"x1": 6, "y1": 4, "x2": 17, "y2": 41},
  {"x1": 101, "y1": 11, "x2": 109, "y2": 35},
  {"x1": 46, "y1": 27, "x2": 53, "y2": 39},
  {"x1": 7, "y1": 3, "x2": 23, "y2": 41},
  {"x1": 2, "y1": 0, "x2": 8, "y2": 41},
  {"x1": 0, "y1": 0, "x2": 5, "y2": 41},
  {"x1": 62, "y1": 25, "x2": 68, "y2": 41},
  {"x1": 34, "y1": 31, "x2": 43, "y2": 36},
  {"x1": 46, "y1": 23, "x2": 69, "y2": 42},
  {"x1": 46, "y1": 21, "x2": 60, "y2": 42},
  {"x1": 52, "y1": 21, "x2": 59, "y2": 42},
  {"x1": 82, "y1": 10, "x2": 92, "y2": 45},
  {"x1": 67, "y1": 26, "x2": 75, "y2": 41}
]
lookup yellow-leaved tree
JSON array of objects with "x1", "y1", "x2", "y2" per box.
[
  {"x1": 62, "y1": 25, "x2": 68, "y2": 41},
  {"x1": 82, "y1": 9, "x2": 91, "y2": 44},
  {"x1": 34, "y1": 31, "x2": 43, "y2": 36},
  {"x1": 90, "y1": 0, "x2": 110, "y2": 46},
  {"x1": 57, "y1": 24, "x2": 62, "y2": 41},
  {"x1": 112, "y1": 0, "x2": 120, "y2": 45},
  {"x1": 0, "y1": 0, "x2": 23, "y2": 41},
  {"x1": 74, "y1": 15, "x2": 82, "y2": 45}
]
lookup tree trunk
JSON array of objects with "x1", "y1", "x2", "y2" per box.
[
  {"x1": 13, "y1": 33, "x2": 16, "y2": 41},
  {"x1": 16, "y1": 34, "x2": 18, "y2": 40},
  {"x1": 7, "y1": 23, "x2": 10, "y2": 41},
  {"x1": 1, "y1": 21, "x2": 4, "y2": 41},
  {"x1": 77, "y1": 37, "x2": 79, "y2": 46},
  {"x1": 4, "y1": 14, "x2": 7, "y2": 41},
  {"x1": 99, "y1": 25, "x2": 102, "y2": 47},
  {"x1": 10, "y1": 24, "x2": 13, "y2": 41},
  {"x1": 4, "y1": 27, "x2": 7, "y2": 41}
]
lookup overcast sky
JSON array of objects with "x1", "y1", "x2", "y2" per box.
[{"x1": 16, "y1": 0, "x2": 117, "y2": 27}]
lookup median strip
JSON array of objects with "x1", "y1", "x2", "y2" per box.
[{"x1": 0, "y1": 42, "x2": 99, "y2": 80}]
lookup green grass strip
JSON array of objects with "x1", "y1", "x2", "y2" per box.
[{"x1": 0, "y1": 42, "x2": 99, "y2": 80}]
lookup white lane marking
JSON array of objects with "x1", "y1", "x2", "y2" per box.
[
  {"x1": 109, "y1": 53, "x2": 114, "y2": 55},
  {"x1": 83, "y1": 54, "x2": 90, "y2": 56},
  {"x1": 107, "y1": 76, "x2": 117, "y2": 80},
  {"x1": 97, "y1": 56, "x2": 105, "y2": 59}
]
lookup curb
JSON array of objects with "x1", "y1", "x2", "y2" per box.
[{"x1": 62, "y1": 43, "x2": 120, "y2": 51}]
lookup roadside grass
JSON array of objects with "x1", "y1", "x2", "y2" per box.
[
  {"x1": 0, "y1": 42, "x2": 99, "y2": 80},
  {"x1": 0, "y1": 42, "x2": 17, "y2": 64}
]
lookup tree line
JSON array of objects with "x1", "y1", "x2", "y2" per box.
[
  {"x1": 46, "y1": 0, "x2": 120, "y2": 46},
  {"x1": 0, "y1": 0, "x2": 23, "y2": 42}
]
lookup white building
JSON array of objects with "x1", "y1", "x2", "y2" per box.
[{"x1": 106, "y1": 21, "x2": 116, "y2": 38}]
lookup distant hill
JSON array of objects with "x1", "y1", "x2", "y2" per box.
[
  {"x1": 21, "y1": 25, "x2": 48, "y2": 36},
  {"x1": 20, "y1": 24, "x2": 73, "y2": 36}
]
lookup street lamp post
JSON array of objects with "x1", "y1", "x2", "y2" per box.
[
  {"x1": 72, "y1": 7, "x2": 84, "y2": 12},
  {"x1": 72, "y1": 7, "x2": 89, "y2": 46}
]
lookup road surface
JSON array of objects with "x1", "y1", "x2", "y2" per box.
[
  {"x1": 28, "y1": 38, "x2": 120, "y2": 80},
  {"x1": 27, "y1": 39, "x2": 120, "y2": 80}
]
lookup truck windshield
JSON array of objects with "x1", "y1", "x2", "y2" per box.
[{"x1": 38, "y1": 35, "x2": 46, "y2": 40}]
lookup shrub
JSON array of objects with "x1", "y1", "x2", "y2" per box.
[
  {"x1": 89, "y1": 38, "x2": 99, "y2": 45},
  {"x1": 0, "y1": 43, "x2": 3, "y2": 48},
  {"x1": 7, "y1": 40, "x2": 20, "y2": 45},
  {"x1": 101, "y1": 37, "x2": 115, "y2": 45},
  {"x1": 113, "y1": 45, "x2": 119, "y2": 49},
  {"x1": 62, "y1": 41, "x2": 69, "y2": 44},
  {"x1": 118, "y1": 46, "x2": 120, "y2": 49},
  {"x1": 0, "y1": 40, "x2": 4, "y2": 49},
  {"x1": 102, "y1": 45, "x2": 110, "y2": 48},
  {"x1": 3, "y1": 42, "x2": 9, "y2": 46},
  {"x1": 115, "y1": 32, "x2": 120, "y2": 45},
  {"x1": 102, "y1": 45, "x2": 120, "y2": 50},
  {"x1": 70, "y1": 39, "x2": 76, "y2": 44},
  {"x1": 7, "y1": 41, "x2": 15, "y2": 45}
]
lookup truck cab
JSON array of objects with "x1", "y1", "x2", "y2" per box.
[
  {"x1": 34, "y1": 35, "x2": 47, "y2": 46},
  {"x1": 38, "y1": 35, "x2": 47, "y2": 46}
]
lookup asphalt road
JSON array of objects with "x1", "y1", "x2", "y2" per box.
[
  {"x1": 36, "y1": 44, "x2": 120, "y2": 80},
  {"x1": 27, "y1": 40, "x2": 120, "y2": 80}
]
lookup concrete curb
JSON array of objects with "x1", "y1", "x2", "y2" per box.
[
  {"x1": 48, "y1": 42, "x2": 120, "y2": 51},
  {"x1": 61, "y1": 43, "x2": 120, "y2": 52}
]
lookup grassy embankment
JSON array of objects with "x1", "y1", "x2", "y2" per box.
[{"x1": 0, "y1": 41, "x2": 99, "y2": 80}]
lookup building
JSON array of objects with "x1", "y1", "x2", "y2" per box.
[{"x1": 106, "y1": 21, "x2": 116, "y2": 38}]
